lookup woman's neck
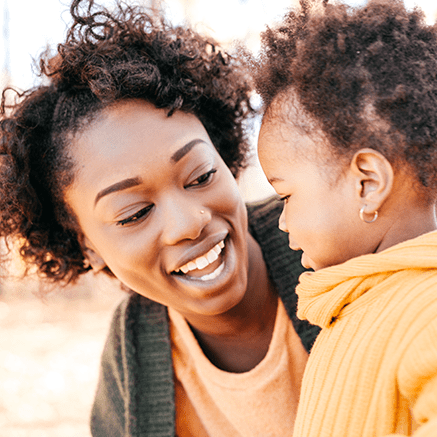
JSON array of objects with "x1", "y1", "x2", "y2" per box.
[{"x1": 184, "y1": 232, "x2": 279, "y2": 372}]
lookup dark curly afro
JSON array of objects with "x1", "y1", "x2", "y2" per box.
[
  {"x1": 0, "y1": 0, "x2": 255, "y2": 283},
  {"x1": 253, "y1": 0, "x2": 437, "y2": 194}
]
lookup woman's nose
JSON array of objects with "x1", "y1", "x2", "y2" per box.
[
  {"x1": 160, "y1": 201, "x2": 211, "y2": 245},
  {"x1": 278, "y1": 207, "x2": 289, "y2": 233}
]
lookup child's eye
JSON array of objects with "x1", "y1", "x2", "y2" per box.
[
  {"x1": 280, "y1": 195, "x2": 291, "y2": 203},
  {"x1": 116, "y1": 205, "x2": 153, "y2": 226},
  {"x1": 187, "y1": 168, "x2": 217, "y2": 187}
]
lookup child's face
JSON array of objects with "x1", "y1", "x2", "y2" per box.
[{"x1": 258, "y1": 118, "x2": 367, "y2": 271}]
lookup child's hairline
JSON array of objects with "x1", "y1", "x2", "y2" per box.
[
  {"x1": 259, "y1": 87, "x2": 431, "y2": 195},
  {"x1": 261, "y1": 89, "x2": 351, "y2": 182}
]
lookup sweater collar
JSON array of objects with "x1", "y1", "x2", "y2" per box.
[{"x1": 297, "y1": 230, "x2": 437, "y2": 329}]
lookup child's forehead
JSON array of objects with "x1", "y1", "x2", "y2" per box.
[
  {"x1": 258, "y1": 122, "x2": 326, "y2": 173},
  {"x1": 262, "y1": 91, "x2": 321, "y2": 136},
  {"x1": 260, "y1": 101, "x2": 327, "y2": 156},
  {"x1": 258, "y1": 104, "x2": 349, "y2": 184}
]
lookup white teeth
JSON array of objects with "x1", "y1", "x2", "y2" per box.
[
  {"x1": 195, "y1": 257, "x2": 209, "y2": 270},
  {"x1": 198, "y1": 262, "x2": 225, "y2": 281},
  {"x1": 206, "y1": 249, "x2": 218, "y2": 263},
  {"x1": 175, "y1": 240, "x2": 225, "y2": 274}
]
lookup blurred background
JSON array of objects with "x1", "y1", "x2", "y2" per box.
[{"x1": 0, "y1": 0, "x2": 436, "y2": 436}]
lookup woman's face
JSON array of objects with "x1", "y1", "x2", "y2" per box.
[{"x1": 65, "y1": 100, "x2": 249, "y2": 318}]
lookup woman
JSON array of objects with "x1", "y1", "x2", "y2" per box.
[{"x1": 0, "y1": 1, "x2": 319, "y2": 435}]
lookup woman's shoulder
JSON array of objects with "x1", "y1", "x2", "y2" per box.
[
  {"x1": 246, "y1": 195, "x2": 303, "y2": 274},
  {"x1": 246, "y1": 195, "x2": 283, "y2": 224},
  {"x1": 246, "y1": 196, "x2": 287, "y2": 250},
  {"x1": 110, "y1": 293, "x2": 169, "y2": 335},
  {"x1": 246, "y1": 196, "x2": 320, "y2": 352}
]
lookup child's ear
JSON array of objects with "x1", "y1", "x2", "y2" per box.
[
  {"x1": 350, "y1": 148, "x2": 394, "y2": 214},
  {"x1": 83, "y1": 237, "x2": 107, "y2": 273}
]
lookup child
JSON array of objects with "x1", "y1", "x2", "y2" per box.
[
  {"x1": 254, "y1": 0, "x2": 437, "y2": 436},
  {"x1": 0, "y1": 0, "x2": 319, "y2": 435}
]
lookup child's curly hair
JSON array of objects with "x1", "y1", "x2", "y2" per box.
[
  {"x1": 0, "y1": 0, "x2": 254, "y2": 283},
  {"x1": 253, "y1": 0, "x2": 437, "y2": 194}
]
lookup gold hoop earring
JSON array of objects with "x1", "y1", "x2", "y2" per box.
[{"x1": 359, "y1": 205, "x2": 378, "y2": 224}]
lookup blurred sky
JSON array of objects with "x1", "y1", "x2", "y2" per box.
[{"x1": 1, "y1": 0, "x2": 437, "y2": 91}]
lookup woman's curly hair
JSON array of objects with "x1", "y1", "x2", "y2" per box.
[
  {"x1": 0, "y1": 0, "x2": 254, "y2": 283},
  {"x1": 253, "y1": 0, "x2": 437, "y2": 193}
]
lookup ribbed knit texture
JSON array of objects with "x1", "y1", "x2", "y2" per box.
[
  {"x1": 293, "y1": 230, "x2": 437, "y2": 437},
  {"x1": 90, "y1": 295, "x2": 175, "y2": 437},
  {"x1": 90, "y1": 196, "x2": 320, "y2": 437}
]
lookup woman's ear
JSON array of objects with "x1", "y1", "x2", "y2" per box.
[
  {"x1": 350, "y1": 148, "x2": 394, "y2": 214},
  {"x1": 83, "y1": 237, "x2": 106, "y2": 273}
]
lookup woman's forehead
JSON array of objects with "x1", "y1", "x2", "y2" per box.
[
  {"x1": 71, "y1": 100, "x2": 210, "y2": 163},
  {"x1": 67, "y1": 100, "x2": 217, "y2": 195}
]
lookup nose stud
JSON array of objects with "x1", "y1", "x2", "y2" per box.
[{"x1": 200, "y1": 210, "x2": 205, "y2": 214}]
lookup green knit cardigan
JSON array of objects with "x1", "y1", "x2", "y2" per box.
[{"x1": 91, "y1": 196, "x2": 320, "y2": 437}]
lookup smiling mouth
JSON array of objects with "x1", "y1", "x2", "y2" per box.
[{"x1": 173, "y1": 240, "x2": 225, "y2": 281}]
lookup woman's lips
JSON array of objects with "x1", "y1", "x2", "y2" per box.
[
  {"x1": 175, "y1": 240, "x2": 224, "y2": 274},
  {"x1": 194, "y1": 262, "x2": 225, "y2": 282},
  {"x1": 171, "y1": 235, "x2": 239, "y2": 289},
  {"x1": 173, "y1": 240, "x2": 225, "y2": 277}
]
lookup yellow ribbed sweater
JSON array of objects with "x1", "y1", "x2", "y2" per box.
[{"x1": 293, "y1": 230, "x2": 437, "y2": 437}]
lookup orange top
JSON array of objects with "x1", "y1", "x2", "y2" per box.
[{"x1": 169, "y1": 298, "x2": 308, "y2": 437}]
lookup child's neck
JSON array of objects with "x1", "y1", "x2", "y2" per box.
[{"x1": 375, "y1": 192, "x2": 436, "y2": 254}]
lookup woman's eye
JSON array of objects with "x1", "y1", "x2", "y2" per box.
[
  {"x1": 188, "y1": 168, "x2": 217, "y2": 187},
  {"x1": 280, "y1": 195, "x2": 291, "y2": 204},
  {"x1": 116, "y1": 205, "x2": 153, "y2": 226}
]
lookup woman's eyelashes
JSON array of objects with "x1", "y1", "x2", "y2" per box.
[
  {"x1": 186, "y1": 168, "x2": 217, "y2": 188},
  {"x1": 280, "y1": 195, "x2": 291, "y2": 203},
  {"x1": 115, "y1": 169, "x2": 217, "y2": 227},
  {"x1": 116, "y1": 205, "x2": 153, "y2": 226}
]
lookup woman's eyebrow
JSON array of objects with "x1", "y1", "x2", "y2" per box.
[
  {"x1": 93, "y1": 139, "x2": 207, "y2": 207},
  {"x1": 171, "y1": 138, "x2": 207, "y2": 163},
  {"x1": 94, "y1": 177, "x2": 142, "y2": 207}
]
